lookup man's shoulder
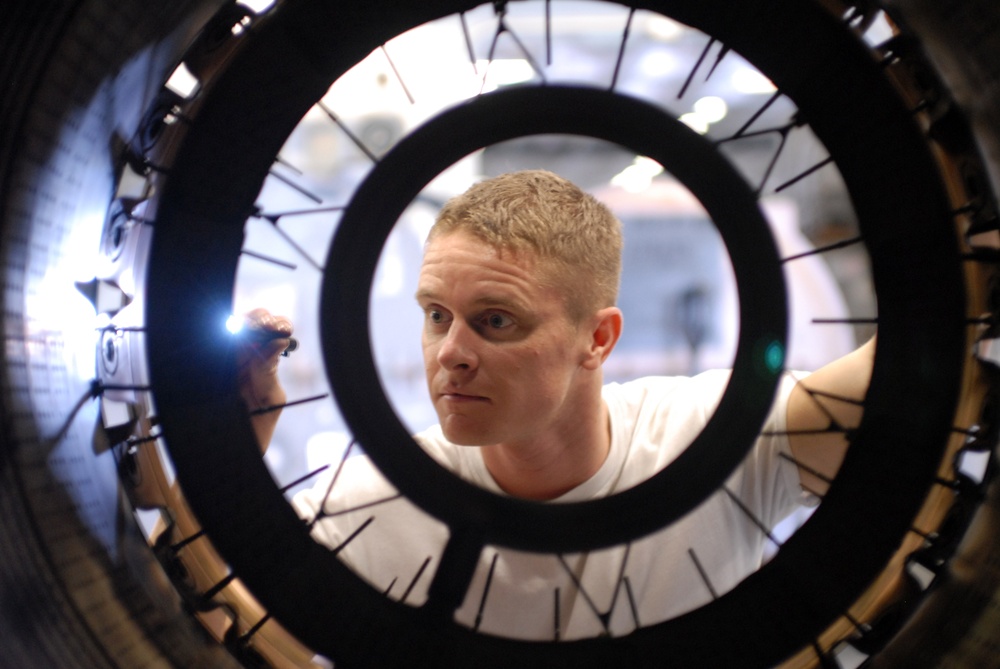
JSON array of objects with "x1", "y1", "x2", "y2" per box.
[{"x1": 603, "y1": 370, "x2": 731, "y2": 408}]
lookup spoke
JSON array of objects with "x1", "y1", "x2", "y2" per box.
[
  {"x1": 473, "y1": 552, "x2": 499, "y2": 632},
  {"x1": 722, "y1": 486, "x2": 782, "y2": 549},
  {"x1": 171, "y1": 529, "x2": 206, "y2": 552},
  {"x1": 249, "y1": 392, "x2": 330, "y2": 416},
  {"x1": 812, "y1": 640, "x2": 838, "y2": 669},
  {"x1": 317, "y1": 101, "x2": 380, "y2": 163},
  {"x1": 423, "y1": 529, "x2": 485, "y2": 619},
  {"x1": 237, "y1": 613, "x2": 272, "y2": 644},
  {"x1": 319, "y1": 493, "x2": 403, "y2": 519},
  {"x1": 704, "y1": 44, "x2": 731, "y2": 83},
  {"x1": 753, "y1": 125, "x2": 792, "y2": 196},
  {"x1": 399, "y1": 556, "x2": 433, "y2": 605},
  {"x1": 715, "y1": 122, "x2": 794, "y2": 144},
  {"x1": 779, "y1": 451, "x2": 834, "y2": 487},
  {"x1": 459, "y1": 12, "x2": 478, "y2": 74},
  {"x1": 125, "y1": 432, "x2": 161, "y2": 447},
  {"x1": 623, "y1": 577, "x2": 640, "y2": 629},
  {"x1": 732, "y1": 90, "x2": 783, "y2": 138},
  {"x1": 774, "y1": 156, "x2": 834, "y2": 193},
  {"x1": 331, "y1": 516, "x2": 375, "y2": 556},
  {"x1": 500, "y1": 10, "x2": 544, "y2": 80},
  {"x1": 257, "y1": 204, "x2": 346, "y2": 222},
  {"x1": 811, "y1": 317, "x2": 879, "y2": 326},
  {"x1": 279, "y1": 464, "x2": 330, "y2": 493},
  {"x1": 687, "y1": 547, "x2": 718, "y2": 600},
  {"x1": 258, "y1": 214, "x2": 327, "y2": 272},
  {"x1": 843, "y1": 610, "x2": 871, "y2": 636},
  {"x1": 202, "y1": 572, "x2": 238, "y2": 602},
  {"x1": 47, "y1": 382, "x2": 103, "y2": 445},
  {"x1": 544, "y1": 0, "x2": 552, "y2": 66},
  {"x1": 556, "y1": 554, "x2": 610, "y2": 633},
  {"x1": 267, "y1": 168, "x2": 322, "y2": 204},
  {"x1": 608, "y1": 542, "x2": 633, "y2": 621},
  {"x1": 783, "y1": 380, "x2": 866, "y2": 437},
  {"x1": 380, "y1": 44, "x2": 415, "y2": 105},
  {"x1": 609, "y1": 8, "x2": 636, "y2": 92},
  {"x1": 479, "y1": 3, "x2": 545, "y2": 93},
  {"x1": 239, "y1": 248, "x2": 296, "y2": 270},
  {"x1": 678, "y1": 36, "x2": 715, "y2": 100},
  {"x1": 934, "y1": 476, "x2": 961, "y2": 490},
  {"x1": 553, "y1": 587, "x2": 561, "y2": 641},
  {"x1": 782, "y1": 235, "x2": 863, "y2": 263},
  {"x1": 310, "y1": 440, "x2": 356, "y2": 529}
]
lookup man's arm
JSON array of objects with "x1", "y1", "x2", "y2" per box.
[
  {"x1": 785, "y1": 337, "x2": 876, "y2": 496},
  {"x1": 236, "y1": 308, "x2": 293, "y2": 452}
]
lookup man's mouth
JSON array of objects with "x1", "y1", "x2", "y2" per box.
[{"x1": 440, "y1": 392, "x2": 488, "y2": 403}]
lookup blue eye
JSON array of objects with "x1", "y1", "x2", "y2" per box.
[{"x1": 486, "y1": 313, "x2": 513, "y2": 329}]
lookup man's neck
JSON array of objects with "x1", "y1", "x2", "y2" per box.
[{"x1": 480, "y1": 400, "x2": 611, "y2": 501}]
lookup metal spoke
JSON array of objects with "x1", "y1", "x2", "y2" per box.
[
  {"x1": 609, "y1": 8, "x2": 636, "y2": 92},
  {"x1": 380, "y1": 44, "x2": 415, "y2": 105},
  {"x1": 774, "y1": 156, "x2": 835, "y2": 193},
  {"x1": 782, "y1": 235, "x2": 864, "y2": 264},
  {"x1": 722, "y1": 486, "x2": 783, "y2": 549},
  {"x1": 239, "y1": 248, "x2": 297, "y2": 270},
  {"x1": 473, "y1": 552, "x2": 500, "y2": 632},
  {"x1": 267, "y1": 167, "x2": 323, "y2": 204},
  {"x1": 318, "y1": 101, "x2": 381, "y2": 163},
  {"x1": 688, "y1": 547, "x2": 719, "y2": 600},
  {"x1": 678, "y1": 35, "x2": 715, "y2": 100},
  {"x1": 249, "y1": 392, "x2": 330, "y2": 416}
]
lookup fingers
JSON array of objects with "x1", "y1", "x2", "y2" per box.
[
  {"x1": 239, "y1": 308, "x2": 295, "y2": 366},
  {"x1": 236, "y1": 308, "x2": 293, "y2": 409}
]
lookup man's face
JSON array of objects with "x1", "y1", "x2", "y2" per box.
[{"x1": 416, "y1": 230, "x2": 594, "y2": 448}]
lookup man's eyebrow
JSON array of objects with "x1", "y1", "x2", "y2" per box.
[{"x1": 413, "y1": 289, "x2": 524, "y2": 311}]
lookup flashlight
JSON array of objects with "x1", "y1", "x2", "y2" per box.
[
  {"x1": 244, "y1": 328, "x2": 298, "y2": 356},
  {"x1": 227, "y1": 315, "x2": 297, "y2": 356}
]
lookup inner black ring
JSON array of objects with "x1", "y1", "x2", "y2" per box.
[{"x1": 322, "y1": 85, "x2": 788, "y2": 554}]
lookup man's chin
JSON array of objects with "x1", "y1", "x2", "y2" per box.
[{"x1": 440, "y1": 418, "x2": 494, "y2": 447}]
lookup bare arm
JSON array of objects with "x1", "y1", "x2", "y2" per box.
[
  {"x1": 236, "y1": 308, "x2": 294, "y2": 452},
  {"x1": 786, "y1": 337, "x2": 876, "y2": 496}
]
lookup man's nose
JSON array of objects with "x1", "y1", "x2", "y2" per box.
[{"x1": 437, "y1": 321, "x2": 478, "y2": 370}]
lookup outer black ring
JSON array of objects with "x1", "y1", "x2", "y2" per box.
[
  {"x1": 145, "y1": 0, "x2": 966, "y2": 666},
  {"x1": 323, "y1": 84, "x2": 787, "y2": 553}
]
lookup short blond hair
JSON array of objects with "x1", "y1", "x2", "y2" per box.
[{"x1": 428, "y1": 170, "x2": 623, "y2": 321}]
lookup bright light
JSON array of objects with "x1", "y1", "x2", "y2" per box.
[
  {"x1": 610, "y1": 156, "x2": 665, "y2": 192},
  {"x1": 236, "y1": 0, "x2": 276, "y2": 14},
  {"x1": 731, "y1": 66, "x2": 777, "y2": 94},
  {"x1": 639, "y1": 50, "x2": 676, "y2": 78},
  {"x1": 165, "y1": 62, "x2": 199, "y2": 99},
  {"x1": 477, "y1": 59, "x2": 535, "y2": 91},
  {"x1": 678, "y1": 112, "x2": 709, "y2": 134},
  {"x1": 644, "y1": 15, "x2": 683, "y2": 42},
  {"x1": 226, "y1": 314, "x2": 245, "y2": 334},
  {"x1": 693, "y1": 96, "x2": 728, "y2": 124}
]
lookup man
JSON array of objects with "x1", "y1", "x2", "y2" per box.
[{"x1": 239, "y1": 170, "x2": 873, "y2": 639}]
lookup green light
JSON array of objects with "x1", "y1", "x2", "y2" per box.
[{"x1": 764, "y1": 340, "x2": 784, "y2": 373}]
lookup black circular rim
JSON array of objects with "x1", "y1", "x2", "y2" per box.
[
  {"x1": 145, "y1": 0, "x2": 966, "y2": 666},
  {"x1": 323, "y1": 84, "x2": 787, "y2": 553}
]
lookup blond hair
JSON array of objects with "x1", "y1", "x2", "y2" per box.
[{"x1": 428, "y1": 170, "x2": 623, "y2": 321}]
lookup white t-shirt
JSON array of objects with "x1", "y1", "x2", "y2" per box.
[{"x1": 292, "y1": 370, "x2": 804, "y2": 640}]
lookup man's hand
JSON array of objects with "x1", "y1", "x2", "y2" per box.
[{"x1": 236, "y1": 308, "x2": 294, "y2": 452}]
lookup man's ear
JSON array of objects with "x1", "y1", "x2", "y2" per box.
[{"x1": 582, "y1": 307, "x2": 623, "y2": 370}]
